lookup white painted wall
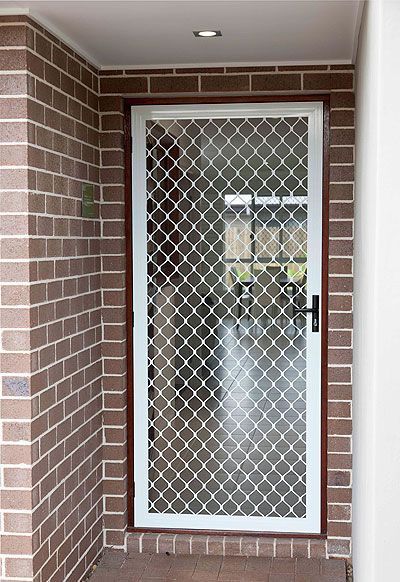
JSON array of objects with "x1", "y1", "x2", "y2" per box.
[{"x1": 353, "y1": 1, "x2": 400, "y2": 580}]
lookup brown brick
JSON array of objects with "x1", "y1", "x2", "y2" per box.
[
  {"x1": 330, "y1": 202, "x2": 353, "y2": 219},
  {"x1": 2, "y1": 329, "x2": 30, "y2": 351},
  {"x1": 2, "y1": 376, "x2": 30, "y2": 397},
  {"x1": 105, "y1": 531, "x2": 125, "y2": 546},
  {"x1": 53, "y1": 45, "x2": 68, "y2": 70},
  {"x1": 331, "y1": 128, "x2": 355, "y2": 145},
  {"x1": 292, "y1": 540, "x2": 308, "y2": 557},
  {"x1": 61, "y1": 72, "x2": 75, "y2": 97},
  {"x1": 328, "y1": 436, "x2": 351, "y2": 453},
  {"x1": 36, "y1": 79, "x2": 53, "y2": 106},
  {"x1": 191, "y1": 535, "x2": 208, "y2": 554},
  {"x1": 177, "y1": 67, "x2": 224, "y2": 74},
  {"x1": 258, "y1": 539, "x2": 274, "y2": 557},
  {"x1": 26, "y1": 51, "x2": 44, "y2": 78},
  {"x1": 328, "y1": 402, "x2": 351, "y2": 418},
  {"x1": 99, "y1": 95, "x2": 124, "y2": 112},
  {"x1": 310, "y1": 540, "x2": 326, "y2": 558},
  {"x1": 101, "y1": 113, "x2": 124, "y2": 131},
  {"x1": 124, "y1": 68, "x2": 174, "y2": 75},
  {"x1": 45, "y1": 63, "x2": 61, "y2": 88},
  {"x1": 100, "y1": 76, "x2": 148, "y2": 94},
  {"x1": 328, "y1": 487, "x2": 352, "y2": 503},
  {"x1": 0, "y1": 25, "x2": 28, "y2": 46},
  {"x1": 3, "y1": 466, "x2": 31, "y2": 487},
  {"x1": 330, "y1": 147, "x2": 353, "y2": 164},
  {"x1": 67, "y1": 55, "x2": 81, "y2": 80},
  {"x1": 328, "y1": 504, "x2": 351, "y2": 521},
  {"x1": 329, "y1": 279, "x2": 352, "y2": 297},
  {"x1": 328, "y1": 522, "x2": 351, "y2": 537},
  {"x1": 328, "y1": 365, "x2": 351, "y2": 384},
  {"x1": 330, "y1": 92, "x2": 355, "y2": 108},
  {"x1": 331, "y1": 109, "x2": 355, "y2": 127},
  {"x1": 328, "y1": 470, "x2": 351, "y2": 487},
  {"x1": 279, "y1": 65, "x2": 328, "y2": 71},
  {"x1": 329, "y1": 220, "x2": 353, "y2": 238},
  {"x1": 329, "y1": 184, "x2": 354, "y2": 201},
  {"x1": 208, "y1": 536, "x2": 224, "y2": 555},
  {"x1": 330, "y1": 165, "x2": 354, "y2": 182},
  {"x1": 328, "y1": 417, "x2": 352, "y2": 435},
  {"x1": 4, "y1": 512, "x2": 32, "y2": 533},
  {"x1": 2, "y1": 443, "x2": 32, "y2": 463},
  {"x1": 2, "y1": 420, "x2": 30, "y2": 441},
  {"x1": 0, "y1": 48, "x2": 26, "y2": 70},
  {"x1": 328, "y1": 384, "x2": 352, "y2": 399},
  {"x1": 5, "y1": 557, "x2": 34, "y2": 578},
  {"x1": 252, "y1": 74, "x2": 301, "y2": 91},
  {"x1": 239, "y1": 537, "x2": 257, "y2": 556},
  {"x1": 0, "y1": 144, "x2": 26, "y2": 166},
  {"x1": 175, "y1": 534, "x2": 192, "y2": 554},
  {"x1": 228, "y1": 66, "x2": 276, "y2": 73},
  {"x1": 224, "y1": 537, "x2": 241, "y2": 556},
  {"x1": 201, "y1": 75, "x2": 249, "y2": 92},
  {"x1": 303, "y1": 73, "x2": 353, "y2": 90},
  {"x1": 329, "y1": 348, "x2": 352, "y2": 366},
  {"x1": 275, "y1": 541, "x2": 292, "y2": 558},
  {"x1": 0, "y1": 121, "x2": 27, "y2": 141},
  {"x1": 99, "y1": 70, "x2": 121, "y2": 84},
  {"x1": 150, "y1": 75, "x2": 198, "y2": 93},
  {"x1": 329, "y1": 239, "x2": 353, "y2": 256},
  {"x1": 330, "y1": 64, "x2": 355, "y2": 70},
  {"x1": 141, "y1": 533, "x2": 158, "y2": 552},
  {"x1": 35, "y1": 33, "x2": 51, "y2": 60},
  {"x1": 329, "y1": 453, "x2": 352, "y2": 470},
  {"x1": 0, "y1": 96, "x2": 27, "y2": 118},
  {"x1": 328, "y1": 294, "x2": 352, "y2": 311},
  {"x1": 329, "y1": 258, "x2": 352, "y2": 274},
  {"x1": 127, "y1": 533, "x2": 141, "y2": 553},
  {"x1": 1, "y1": 489, "x2": 32, "y2": 511}
]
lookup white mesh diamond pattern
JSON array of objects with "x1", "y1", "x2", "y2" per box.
[{"x1": 145, "y1": 116, "x2": 309, "y2": 519}]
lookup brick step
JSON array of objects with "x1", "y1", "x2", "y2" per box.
[
  {"x1": 90, "y1": 550, "x2": 348, "y2": 581},
  {"x1": 128, "y1": 532, "x2": 330, "y2": 559}
]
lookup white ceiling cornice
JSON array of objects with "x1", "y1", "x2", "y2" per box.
[{"x1": 100, "y1": 59, "x2": 353, "y2": 72}]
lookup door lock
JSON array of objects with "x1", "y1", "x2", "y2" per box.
[{"x1": 293, "y1": 294, "x2": 319, "y2": 332}]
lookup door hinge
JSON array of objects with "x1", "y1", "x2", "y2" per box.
[{"x1": 129, "y1": 482, "x2": 135, "y2": 505}]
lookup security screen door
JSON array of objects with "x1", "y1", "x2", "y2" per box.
[{"x1": 132, "y1": 102, "x2": 323, "y2": 533}]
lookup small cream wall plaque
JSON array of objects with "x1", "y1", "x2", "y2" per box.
[{"x1": 82, "y1": 183, "x2": 95, "y2": 218}]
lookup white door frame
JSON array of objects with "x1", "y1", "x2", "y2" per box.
[{"x1": 131, "y1": 101, "x2": 324, "y2": 534}]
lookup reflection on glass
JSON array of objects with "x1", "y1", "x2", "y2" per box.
[{"x1": 146, "y1": 117, "x2": 308, "y2": 518}]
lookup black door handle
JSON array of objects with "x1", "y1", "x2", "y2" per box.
[{"x1": 293, "y1": 294, "x2": 319, "y2": 332}]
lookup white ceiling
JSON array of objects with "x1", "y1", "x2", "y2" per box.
[{"x1": 0, "y1": 0, "x2": 364, "y2": 69}]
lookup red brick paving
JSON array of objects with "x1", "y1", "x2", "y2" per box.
[{"x1": 89, "y1": 552, "x2": 347, "y2": 581}]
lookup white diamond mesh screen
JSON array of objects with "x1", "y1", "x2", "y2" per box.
[{"x1": 145, "y1": 116, "x2": 309, "y2": 519}]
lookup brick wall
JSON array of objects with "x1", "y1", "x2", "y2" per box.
[
  {"x1": 0, "y1": 16, "x2": 103, "y2": 581},
  {"x1": 0, "y1": 16, "x2": 33, "y2": 581},
  {"x1": 99, "y1": 66, "x2": 354, "y2": 559}
]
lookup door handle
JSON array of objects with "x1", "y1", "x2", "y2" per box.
[{"x1": 293, "y1": 294, "x2": 319, "y2": 332}]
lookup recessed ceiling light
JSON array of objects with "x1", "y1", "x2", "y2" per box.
[{"x1": 193, "y1": 30, "x2": 222, "y2": 38}]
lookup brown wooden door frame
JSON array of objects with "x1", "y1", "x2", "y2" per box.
[{"x1": 124, "y1": 94, "x2": 330, "y2": 537}]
